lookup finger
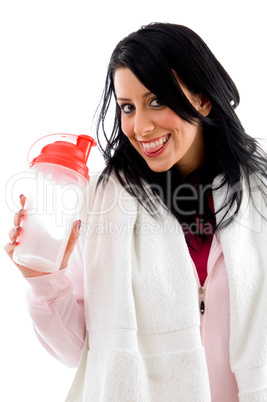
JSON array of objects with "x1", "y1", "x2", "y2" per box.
[
  {"x1": 67, "y1": 220, "x2": 81, "y2": 253},
  {"x1": 4, "y1": 240, "x2": 17, "y2": 260},
  {"x1": 13, "y1": 208, "x2": 24, "y2": 227},
  {"x1": 60, "y1": 220, "x2": 81, "y2": 269},
  {"x1": 8, "y1": 226, "x2": 22, "y2": 242},
  {"x1": 20, "y1": 194, "x2": 26, "y2": 208},
  {"x1": 13, "y1": 195, "x2": 26, "y2": 227}
]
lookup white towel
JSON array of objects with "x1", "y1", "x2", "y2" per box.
[{"x1": 66, "y1": 172, "x2": 267, "y2": 401}]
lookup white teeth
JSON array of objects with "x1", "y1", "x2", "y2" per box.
[{"x1": 142, "y1": 135, "x2": 169, "y2": 149}]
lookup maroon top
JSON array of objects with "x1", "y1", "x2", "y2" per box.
[
  {"x1": 184, "y1": 193, "x2": 214, "y2": 286},
  {"x1": 188, "y1": 234, "x2": 213, "y2": 285}
]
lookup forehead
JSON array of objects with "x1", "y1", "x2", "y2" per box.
[
  {"x1": 114, "y1": 68, "x2": 149, "y2": 99},
  {"x1": 114, "y1": 67, "x2": 198, "y2": 106}
]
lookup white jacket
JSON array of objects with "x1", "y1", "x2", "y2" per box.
[{"x1": 65, "y1": 172, "x2": 267, "y2": 401}]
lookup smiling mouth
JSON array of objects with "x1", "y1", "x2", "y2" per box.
[{"x1": 139, "y1": 134, "x2": 171, "y2": 154}]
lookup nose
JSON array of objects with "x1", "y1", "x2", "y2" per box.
[{"x1": 134, "y1": 110, "x2": 155, "y2": 137}]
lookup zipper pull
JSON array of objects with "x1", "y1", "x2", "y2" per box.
[{"x1": 199, "y1": 286, "x2": 205, "y2": 315}]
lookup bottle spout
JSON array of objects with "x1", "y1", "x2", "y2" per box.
[
  {"x1": 27, "y1": 133, "x2": 97, "y2": 180},
  {"x1": 76, "y1": 135, "x2": 97, "y2": 163}
]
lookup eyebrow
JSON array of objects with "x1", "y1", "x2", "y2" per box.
[{"x1": 117, "y1": 91, "x2": 152, "y2": 101}]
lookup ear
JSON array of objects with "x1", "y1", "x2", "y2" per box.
[{"x1": 197, "y1": 93, "x2": 212, "y2": 117}]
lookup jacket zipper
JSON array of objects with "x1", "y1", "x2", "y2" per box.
[{"x1": 195, "y1": 247, "x2": 222, "y2": 316}]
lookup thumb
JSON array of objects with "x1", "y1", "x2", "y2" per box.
[{"x1": 60, "y1": 220, "x2": 81, "y2": 270}]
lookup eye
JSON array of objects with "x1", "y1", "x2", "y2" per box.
[
  {"x1": 149, "y1": 98, "x2": 163, "y2": 107},
  {"x1": 120, "y1": 103, "x2": 135, "y2": 114}
]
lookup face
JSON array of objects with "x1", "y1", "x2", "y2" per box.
[{"x1": 114, "y1": 68, "x2": 212, "y2": 176}]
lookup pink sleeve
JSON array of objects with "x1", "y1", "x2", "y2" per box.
[{"x1": 24, "y1": 242, "x2": 86, "y2": 368}]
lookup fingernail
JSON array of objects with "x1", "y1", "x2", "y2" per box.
[
  {"x1": 14, "y1": 226, "x2": 21, "y2": 232},
  {"x1": 78, "y1": 220, "x2": 81, "y2": 231},
  {"x1": 19, "y1": 194, "x2": 24, "y2": 199},
  {"x1": 10, "y1": 240, "x2": 17, "y2": 246}
]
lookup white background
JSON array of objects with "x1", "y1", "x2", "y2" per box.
[{"x1": 1, "y1": 0, "x2": 266, "y2": 401}]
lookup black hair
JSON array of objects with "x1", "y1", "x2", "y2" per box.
[{"x1": 95, "y1": 22, "x2": 267, "y2": 240}]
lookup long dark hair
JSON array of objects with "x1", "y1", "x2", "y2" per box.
[{"x1": 95, "y1": 22, "x2": 267, "y2": 237}]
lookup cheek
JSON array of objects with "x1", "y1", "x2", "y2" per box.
[
  {"x1": 121, "y1": 119, "x2": 134, "y2": 139},
  {"x1": 158, "y1": 109, "x2": 184, "y2": 128}
]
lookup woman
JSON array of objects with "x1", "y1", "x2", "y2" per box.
[{"x1": 5, "y1": 23, "x2": 267, "y2": 401}]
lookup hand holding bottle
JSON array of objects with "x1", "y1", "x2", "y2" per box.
[{"x1": 4, "y1": 195, "x2": 81, "y2": 278}]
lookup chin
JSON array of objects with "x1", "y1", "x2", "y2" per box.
[{"x1": 146, "y1": 161, "x2": 174, "y2": 173}]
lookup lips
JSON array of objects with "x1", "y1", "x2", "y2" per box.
[{"x1": 139, "y1": 134, "x2": 170, "y2": 156}]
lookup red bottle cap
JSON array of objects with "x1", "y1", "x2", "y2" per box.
[{"x1": 29, "y1": 134, "x2": 97, "y2": 181}]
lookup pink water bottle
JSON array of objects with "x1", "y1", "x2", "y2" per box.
[{"x1": 13, "y1": 133, "x2": 96, "y2": 273}]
